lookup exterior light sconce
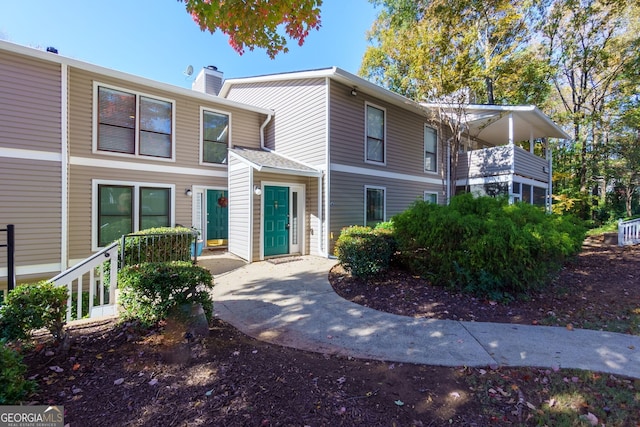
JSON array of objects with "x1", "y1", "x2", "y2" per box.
[
  {"x1": 350, "y1": 87, "x2": 357, "y2": 96},
  {"x1": 254, "y1": 185, "x2": 262, "y2": 196},
  {"x1": 185, "y1": 188, "x2": 192, "y2": 197}
]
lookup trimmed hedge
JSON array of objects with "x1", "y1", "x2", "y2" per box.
[
  {"x1": 334, "y1": 224, "x2": 396, "y2": 278},
  {"x1": 392, "y1": 194, "x2": 586, "y2": 300},
  {"x1": 118, "y1": 261, "x2": 214, "y2": 327}
]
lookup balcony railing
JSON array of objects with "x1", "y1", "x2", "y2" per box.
[{"x1": 456, "y1": 145, "x2": 549, "y2": 183}]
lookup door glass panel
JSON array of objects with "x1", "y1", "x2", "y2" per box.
[{"x1": 292, "y1": 191, "x2": 298, "y2": 245}]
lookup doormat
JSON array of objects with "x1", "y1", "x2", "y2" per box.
[{"x1": 267, "y1": 256, "x2": 303, "y2": 265}]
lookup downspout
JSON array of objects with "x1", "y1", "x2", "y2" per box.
[{"x1": 260, "y1": 113, "x2": 273, "y2": 151}]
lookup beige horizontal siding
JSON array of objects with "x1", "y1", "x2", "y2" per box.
[
  {"x1": 225, "y1": 79, "x2": 327, "y2": 166},
  {"x1": 0, "y1": 158, "x2": 61, "y2": 274},
  {"x1": 67, "y1": 164, "x2": 226, "y2": 261},
  {"x1": 0, "y1": 50, "x2": 61, "y2": 152},
  {"x1": 328, "y1": 171, "x2": 443, "y2": 253},
  {"x1": 68, "y1": 67, "x2": 264, "y2": 163},
  {"x1": 329, "y1": 81, "x2": 439, "y2": 177}
]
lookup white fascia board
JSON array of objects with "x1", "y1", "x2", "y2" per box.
[{"x1": 0, "y1": 40, "x2": 273, "y2": 117}]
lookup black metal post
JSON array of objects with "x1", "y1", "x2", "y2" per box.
[{"x1": 5, "y1": 224, "x2": 16, "y2": 292}]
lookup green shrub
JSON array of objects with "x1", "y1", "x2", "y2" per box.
[
  {"x1": 392, "y1": 194, "x2": 586, "y2": 300},
  {"x1": 0, "y1": 281, "x2": 68, "y2": 342},
  {"x1": 118, "y1": 261, "x2": 214, "y2": 327},
  {"x1": 0, "y1": 343, "x2": 36, "y2": 404},
  {"x1": 120, "y1": 226, "x2": 196, "y2": 267},
  {"x1": 334, "y1": 225, "x2": 396, "y2": 278}
]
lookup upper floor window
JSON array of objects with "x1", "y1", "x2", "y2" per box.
[
  {"x1": 96, "y1": 183, "x2": 172, "y2": 247},
  {"x1": 365, "y1": 186, "x2": 386, "y2": 227},
  {"x1": 202, "y1": 109, "x2": 230, "y2": 164},
  {"x1": 97, "y1": 85, "x2": 174, "y2": 159},
  {"x1": 424, "y1": 125, "x2": 437, "y2": 173},
  {"x1": 366, "y1": 104, "x2": 386, "y2": 164}
]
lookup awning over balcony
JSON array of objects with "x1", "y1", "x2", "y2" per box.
[{"x1": 423, "y1": 104, "x2": 571, "y2": 144}]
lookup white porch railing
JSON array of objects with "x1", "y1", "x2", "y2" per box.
[
  {"x1": 49, "y1": 242, "x2": 119, "y2": 322},
  {"x1": 618, "y1": 218, "x2": 640, "y2": 246}
]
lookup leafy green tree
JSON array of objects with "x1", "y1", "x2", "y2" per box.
[
  {"x1": 179, "y1": 0, "x2": 322, "y2": 58},
  {"x1": 540, "y1": 0, "x2": 639, "y2": 198}
]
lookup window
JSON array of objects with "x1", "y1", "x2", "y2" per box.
[
  {"x1": 97, "y1": 183, "x2": 171, "y2": 247},
  {"x1": 365, "y1": 186, "x2": 385, "y2": 227},
  {"x1": 202, "y1": 110, "x2": 230, "y2": 164},
  {"x1": 424, "y1": 125, "x2": 437, "y2": 172},
  {"x1": 97, "y1": 85, "x2": 173, "y2": 159},
  {"x1": 424, "y1": 192, "x2": 438, "y2": 204},
  {"x1": 366, "y1": 104, "x2": 385, "y2": 164}
]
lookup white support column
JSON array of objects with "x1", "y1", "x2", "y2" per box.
[
  {"x1": 530, "y1": 128, "x2": 534, "y2": 154},
  {"x1": 508, "y1": 113, "x2": 514, "y2": 145}
]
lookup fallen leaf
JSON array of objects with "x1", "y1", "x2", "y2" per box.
[
  {"x1": 566, "y1": 323, "x2": 574, "y2": 331},
  {"x1": 449, "y1": 392, "x2": 461, "y2": 399},
  {"x1": 526, "y1": 402, "x2": 536, "y2": 410},
  {"x1": 114, "y1": 378, "x2": 125, "y2": 385},
  {"x1": 148, "y1": 378, "x2": 158, "y2": 386},
  {"x1": 49, "y1": 366, "x2": 64, "y2": 373},
  {"x1": 72, "y1": 363, "x2": 81, "y2": 371}
]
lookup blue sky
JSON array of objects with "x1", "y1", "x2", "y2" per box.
[{"x1": 0, "y1": 0, "x2": 379, "y2": 89}]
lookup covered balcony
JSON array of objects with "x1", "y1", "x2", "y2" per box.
[{"x1": 427, "y1": 104, "x2": 570, "y2": 208}]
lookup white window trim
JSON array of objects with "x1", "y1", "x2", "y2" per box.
[
  {"x1": 364, "y1": 102, "x2": 387, "y2": 166},
  {"x1": 424, "y1": 191, "x2": 438, "y2": 204},
  {"x1": 92, "y1": 81, "x2": 177, "y2": 162},
  {"x1": 364, "y1": 185, "x2": 386, "y2": 226},
  {"x1": 91, "y1": 179, "x2": 176, "y2": 251},
  {"x1": 199, "y1": 106, "x2": 232, "y2": 167},
  {"x1": 424, "y1": 124, "x2": 438, "y2": 174}
]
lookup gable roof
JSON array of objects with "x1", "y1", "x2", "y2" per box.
[{"x1": 229, "y1": 146, "x2": 322, "y2": 177}]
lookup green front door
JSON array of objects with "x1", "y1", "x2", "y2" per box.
[
  {"x1": 206, "y1": 189, "x2": 228, "y2": 246},
  {"x1": 264, "y1": 185, "x2": 289, "y2": 256}
]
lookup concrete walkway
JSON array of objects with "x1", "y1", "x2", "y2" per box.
[{"x1": 209, "y1": 255, "x2": 640, "y2": 379}]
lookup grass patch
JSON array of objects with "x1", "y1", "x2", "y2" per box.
[{"x1": 464, "y1": 366, "x2": 640, "y2": 425}]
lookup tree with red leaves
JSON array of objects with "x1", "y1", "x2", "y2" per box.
[{"x1": 179, "y1": 0, "x2": 322, "y2": 58}]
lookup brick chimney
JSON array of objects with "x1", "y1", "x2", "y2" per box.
[{"x1": 192, "y1": 65, "x2": 223, "y2": 96}]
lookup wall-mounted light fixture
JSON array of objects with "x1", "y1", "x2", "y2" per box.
[
  {"x1": 253, "y1": 185, "x2": 262, "y2": 196},
  {"x1": 350, "y1": 87, "x2": 358, "y2": 96},
  {"x1": 185, "y1": 188, "x2": 192, "y2": 197}
]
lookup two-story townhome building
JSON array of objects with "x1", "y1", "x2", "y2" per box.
[
  {"x1": 218, "y1": 68, "x2": 446, "y2": 258},
  {"x1": 1, "y1": 40, "x2": 569, "y2": 295},
  {"x1": 0, "y1": 40, "x2": 271, "y2": 294}
]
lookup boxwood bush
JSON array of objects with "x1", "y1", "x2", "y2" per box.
[
  {"x1": 392, "y1": 194, "x2": 586, "y2": 300},
  {"x1": 334, "y1": 224, "x2": 396, "y2": 278},
  {"x1": 118, "y1": 261, "x2": 214, "y2": 327},
  {"x1": 0, "y1": 281, "x2": 68, "y2": 342}
]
